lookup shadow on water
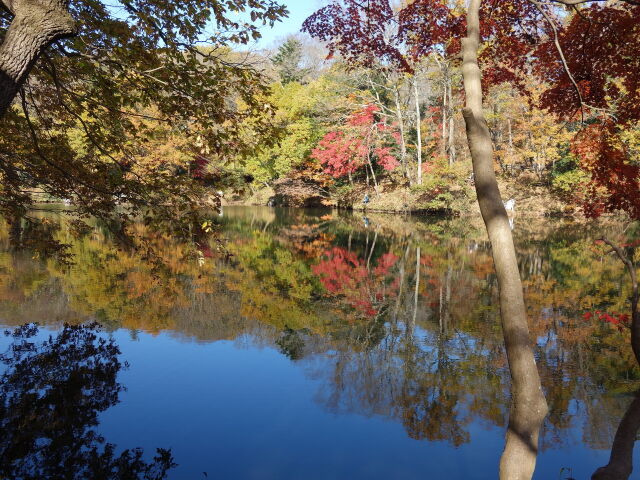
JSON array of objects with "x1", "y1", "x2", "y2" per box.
[{"x1": 0, "y1": 323, "x2": 176, "y2": 480}]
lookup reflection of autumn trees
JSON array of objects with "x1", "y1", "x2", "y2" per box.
[
  {"x1": 0, "y1": 211, "x2": 639, "y2": 453},
  {"x1": 313, "y1": 247, "x2": 400, "y2": 318},
  {"x1": 0, "y1": 324, "x2": 175, "y2": 479},
  {"x1": 222, "y1": 231, "x2": 328, "y2": 332},
  {"x1": 48, "y1": 225, "x2": 219, "y2": 333}
]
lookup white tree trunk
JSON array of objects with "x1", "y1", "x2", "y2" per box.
[{"x1": 414, "y1": 78, "x2": 423, "y2": 185}]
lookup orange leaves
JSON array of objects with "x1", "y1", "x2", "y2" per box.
[{"x1": 572, "y1": 121, "x2": 640, "y2": 219}]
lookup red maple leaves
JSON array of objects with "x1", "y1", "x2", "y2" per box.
[
  {"x1": 305, "y1": 0, "x2": 640, "y2": 218},
  {"x1": 311, "y1": 104, "x2": 400, "y2": 179},
  {"x1": 584, "y1": 310, "x2": 630, "y2": 331}
]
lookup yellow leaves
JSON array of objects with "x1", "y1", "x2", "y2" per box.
[
  {"x1": 619, "y1": 121, "x2": 640, "y2": 164},
  {"x1": 488, "y1": 82, "x2": 573, "y2": 175},
  {"x1": 202, "y1": 221, "x2": 214, "y2": 233},
  {"x1": 194, "y1": 135, "x2": 211, "y2": 156}
]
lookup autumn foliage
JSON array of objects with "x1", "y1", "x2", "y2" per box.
[
  {"x1": 313, "y1": 247, "x2": 399, "y2": 318},
  {"x1": 584, "y1": 310, "x2": 631, "y2": 332},
  {"x1": 305, "y1": 0, "x2": 640, "y2": 218},
  {"x1": 311, "y1": 104, "x2": 400, "y2": 179}
]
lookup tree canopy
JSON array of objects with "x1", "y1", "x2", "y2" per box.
[
  {"x1": 303, "y1": 0, "x2": 640, "y2": 218},
  {"x1": 0, "y1": 0, "x2": 287, "y2": 240}
]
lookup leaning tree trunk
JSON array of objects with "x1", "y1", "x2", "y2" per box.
[
  {"x1": 0, "y1": 0, "x2": 76, "y2": 117},
  {"x1": 461, "y1": 2, "x2": 548, "y2": 479}
]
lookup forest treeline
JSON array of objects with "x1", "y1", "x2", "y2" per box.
[
  {"x1": 227, "y1": 35, "x2": 611, "y2": 215},
  {"x1": 2, "y1": 2, "x2": 638, "y2": 230}
]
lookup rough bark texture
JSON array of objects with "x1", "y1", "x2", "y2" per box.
[
  {"x1": 592, "y1": 392, "x2": 640, "y2": 480},
  {"x1": 0, "y1": 0, "x2": 76, "y2": 117},
  {"x1": 460, "y1": 2, "x2": 548, "y2": 479}
]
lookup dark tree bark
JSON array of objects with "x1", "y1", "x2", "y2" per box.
[
  {"x1": 592, "y1": 392, "x2": 640, "y2": 480},
  {"x1": 0, "y1": 0, "x2": 76, "y2": 117},
  {"x1": 461, "y1": 1, "x2": 548, "y2": 478},
  {"x1": 7, "y1": 213, "x2": 21, "y2": 246}
]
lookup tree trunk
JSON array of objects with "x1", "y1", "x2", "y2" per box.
[
  {"x1": 393, "y1": 245, "x2": 410, "y2": 324},
  {"x1": 508, "y1": 118, "x2": 514, "y2": 149},
  {"x1": 366, "y1": 151, "x2": 379, "y2": 196},
  {"x1": 414, "y1": 78, "x2": 423, "y2": 185},
  {"x1": 0, "y1": 0, "x2": 76, "y2": 117},
  {"x1": 592, "y1": 392, "x2": 640, "y2": 480},
  {"x1": 394, "y1": 87, "x2": 409, "y2": 181},
  {"x1": 442, "y1": 74, "x2": 448, "y2": 159},
  {"x1": 410, "y1": 246, "x2": 420, "y2": 335},
  {"x1": 461, "y1": 2, "x2": 548, "y2": 479},
  {"x1": 448, "y1": 81, "x2": 456, "y2": 165},
  {"x1": 366, "y1": 230, "x2": 378, "y2": 271}
]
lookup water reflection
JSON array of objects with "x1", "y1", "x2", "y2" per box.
[
  {"x1": 0, "y1": 207, "x2": 638, "y2": 478},
  {"x1": 0, "y1": 324, "x2": 175, "y2": 480},
  {"x1": 593, "y1": 391, "x2": 640, "y2": 480}
]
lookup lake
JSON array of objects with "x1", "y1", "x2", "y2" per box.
[{"x1": 0, "y1": 206, "x2": 638, "y2": 479}]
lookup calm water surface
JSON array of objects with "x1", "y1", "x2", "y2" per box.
[{"x1": 0, "y1": 207, "x2": 639, "y2": 479}]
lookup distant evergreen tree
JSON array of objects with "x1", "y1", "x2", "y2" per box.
[{"x1": 272, "y1": 38, "x2": 311, "y2": 84}]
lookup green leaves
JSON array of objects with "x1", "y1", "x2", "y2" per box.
[{"x1": 0, "y1": 0, "x2": 287, "y2": 237}]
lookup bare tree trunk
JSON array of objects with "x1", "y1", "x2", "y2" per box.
[
  {"x1": 393, "y1": 245, "x2": 410, "y2": 323},
  {"x1": 448, "y1": 80, "x2": 456, "y2": 165},
  {"x1": 414, "y1": 78, "x2": 423, "y2": 185},
  {"x1": 592, "y1": 392, "x2": 640, "y2": 480},
  {"x1": 443, "y1": 262, "x2": 452, "y2": 333},
  {"x1": 0, "y1": 0, "x2": 76, "y2": 117},
  {"x1": 366, "y1": 151, "x2": 379, "y2": 196},
  {"x1": 366, "y1": 230, "x2": 378, "y2": 271},
  {"x1": 394, "y1": 87, "x2": 409, "y2": 181},
  {"x1": 442, "y1": 75, "x2": 448, "y2": 159},
  {"x1": 461, "y1": 2, "x2": 548, "y2": 479}
]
